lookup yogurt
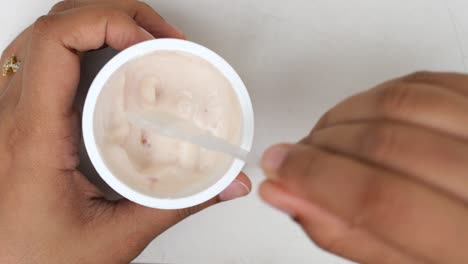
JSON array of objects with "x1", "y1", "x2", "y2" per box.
[{"x1": 93, "y1": 51, "x2": 243, "y2": 198}]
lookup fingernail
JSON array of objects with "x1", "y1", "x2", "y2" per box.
[
  {"x1": 262, "y1": 144, "x2": 293, "y2": 177},
  {"x1": 139, "y1": 27, "x2": 155, "y2": 40},
  {"x1": 219, "y1": 180, "x2": 251, "y2": 201}
]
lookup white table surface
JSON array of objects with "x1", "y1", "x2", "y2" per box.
[{"x1": 3, "y1": 1, "x2": 468, "y2": 263}]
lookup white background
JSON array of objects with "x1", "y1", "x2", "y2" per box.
[{"x1": 2, "y1": 1, "x2": 468, "y2": 263}]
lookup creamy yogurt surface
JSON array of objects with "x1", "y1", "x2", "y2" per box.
[{"x1": 94, "y1": 51, "x2": 243, "y2": 198}]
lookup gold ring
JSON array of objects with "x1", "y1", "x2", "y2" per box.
[{"x1": 2, "y1": 55, "x2": 21, "y2": 77}]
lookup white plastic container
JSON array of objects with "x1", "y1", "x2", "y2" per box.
[{"x1": 82, "y1": 39, "x2": 254, "y2": 209}]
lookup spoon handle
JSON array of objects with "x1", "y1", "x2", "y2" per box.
[{"x1": 127, "y1": 110, "x2": 249, "y2": 161}]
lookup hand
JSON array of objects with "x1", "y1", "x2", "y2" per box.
[
  {"x1": 0, "y1": 1, "x2": 251, "y2": 263},
  {"x1": 260, "y1": 72, "x2": 468, "y2": 263}
]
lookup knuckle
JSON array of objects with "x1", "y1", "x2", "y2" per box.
[
  {"x1": 359, "y1": 124, "x2": 399, "y2": 161},
  {"x1": 377, "y1": 83, "x2": 415, "y2": 116},
  {"x1": 137, "y1": 1, "x2": 152, "y2": 9},
  {"x1": 32, "y1": 15, "x2": 55, "y2": 37},
  {"x1": 313, "y1": 111, "x2": 331, "y2": 132},
  {"x1": 137, "y1": 1, "x2": 164, "y2": 19},
  {"x1": 401, "y1": 71, "x2": 436, "y2": 84},
  {"x1": 50, "y1": 0, "x2": 77, "y2": 14},
  {"x1": 377, "y1": 73, "x2": 448, "y2": 120},
  {"x1": 50, "y1": 1, "x2": 64, "y2": 13}
]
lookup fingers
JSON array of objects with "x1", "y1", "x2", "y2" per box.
[
  {"x1": 16, "y1": 0, "x2": 184, "y2": 124},
  {"x1": 128, "y1": 1, "x2": 185, "y2": 39},
  {"x1": 96, "y1": 173, "x2": 251, "y2": 257},
  {"x1": 119, "y1": 172, "x2": 250, "y2": 229},
  {"x1": 262, "y1": 143, "x2": 468, "y2": 263},
  {"x1": 218, "y1": 172, "x2": 252, "y2": 201},
  {"x1": 19, "y1": 6, "x2": 156, "y2": 123},
  {"x1": 49, "y1": 0, "x2": 81, "y2": 13},
  {"x1": 49, "y1": 0, "x2": 185, "y2": 39},
  {"x1": 399, "y1": 71, "x2": 468, "y2": 97},
  {"x1": 314, "y1": 75, "x2": 468, "y2": 140},
  {"x1": 306, "y1": 121, "x2": 468, "y2": 203},
  {"x1": 1, "y1": 0, "x2": 93, "y2": 93},
  {"x1": 259, "y1": 181, "x2": 420, "y2": 264}
]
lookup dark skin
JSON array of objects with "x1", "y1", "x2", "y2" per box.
[
  {"x1": 261, "y1": 72, "x2": 468, "y2": 263},
  {"x1": 3, "y1": 1, "x2": 468, "y2": 264},
  {"x1": 0, "y1": 1, "x2": 250, "y2": 263}
]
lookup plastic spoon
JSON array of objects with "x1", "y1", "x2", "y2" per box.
[{"x1": 126, "y1": 110, "x2": 250, "y2": 161}]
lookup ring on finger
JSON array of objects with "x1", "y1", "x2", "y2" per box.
[{"x1": 2, "y1": 55, "x2": 21, "y2": 77}]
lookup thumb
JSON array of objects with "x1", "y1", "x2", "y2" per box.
[{"x1": 99, "y1": 173, "x2": 251, "y2": 257}]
